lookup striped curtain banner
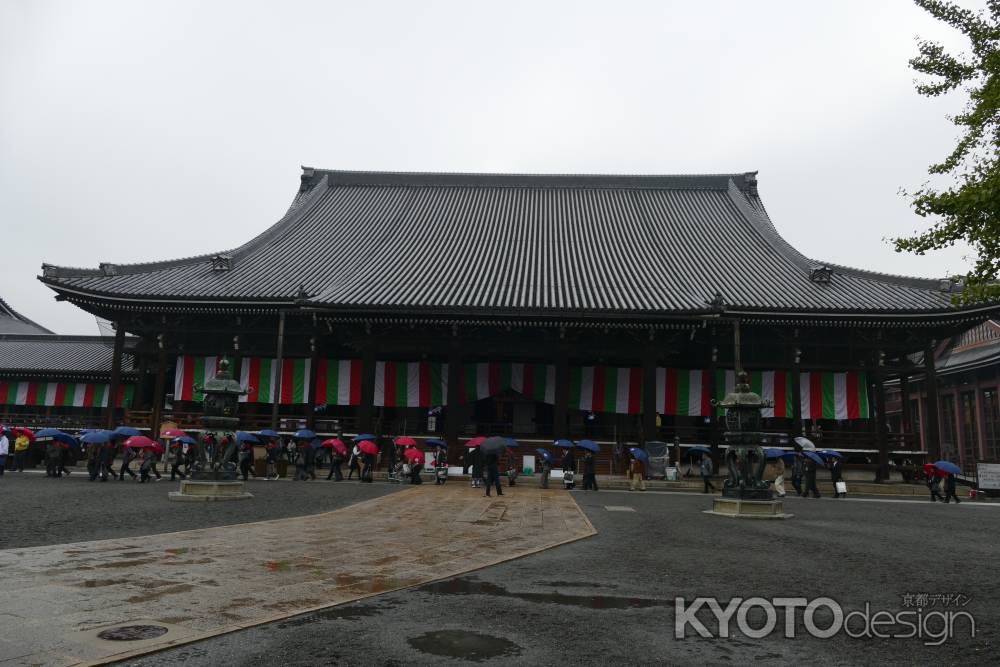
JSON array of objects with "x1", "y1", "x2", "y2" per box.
[
  {"x1": 174, "y1": 356, "x2": 219, "y2": 402},
  {"x1": 656, "y1": 369, "x2": 712, "y2": 417},
  {"x1": 0, "y1": 381, "x2": 133, "y2": 407},
  {"x1": 460, "y1": 362, "x2": 556, "y2": 404},
  {"x1": 314, "y1": 359, "x2": 363, "y2": 406},
  {"x1": 711, "y1": 370, "x2": 795, "y2": 418},
  {"x1": 240, "y1": 358, "x2": 312, "y2": 404},
  {"x1": 568, "y1": 366, "x2": 642, "y2": 414},
  {"x1": 374, "y1": 361, "x2": 448, "y2": 408},
  {"x1": 800, "y1": 371, "x2": 870, "y2": 420}
]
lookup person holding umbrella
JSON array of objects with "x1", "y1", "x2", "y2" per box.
[
  {"x1": 581, "y1": 449, "x2": 598, "y2": 491},
  {"x1": 403, "y1": 447, "x2": 424, "y2": 484},
  {"x1": 561, "y1": 444, "x2": 576, "y2": 490},
  {"x1": 803, "y1": 452, "x2": 822, "y2": 498},
  {"x1": 358, "y1": 439, "x2": 378, "y2": 482},
  {"x1": 480, "y1": 439, "x2": 503, "y2": 497},
  {"x1": 13, "y1": 428, "x2": 30, "y2": 472},
  {"x1": 537, "y1": 449, "x2": 552, "y2": 489},
  {"x1": 168, "y1": 437, "x2": 188, "y2": 481},
  {"x1": 924, "y1": 464, "x2": 943, "y2": 502},
  {"x1": 791, "y1": 452, "x2": 804, "y2": 496},
  {"x1": 829, "y1": 455, "x2": 845, "y2": 499},
  {"x1": 700, "y1": 453, "x2": 715, "y2": 494},
  {"x1": 0, "y1": 426, "x2": 7, "y2": 477},
  {"x1": 470, "y1": 442, "x2": 484, "y2": 489},
  {"x1": 628, "y1": 448, "x2": 646, "y2": 492},
  {"x1": 943, "y1": 473, "x2": 962, "y2": 504}
]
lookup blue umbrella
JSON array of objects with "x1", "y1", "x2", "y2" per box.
[
  {"x1": 934, "y1": 460, "x2": 962, "y2": 476},
  {"x1": 173, "y1": 435, "x2": 197, "y2": 445},
  {"x1": 353, "y1": 433, "x2": 377, "y2": 442},
  {"x1": 504, "y1": 437, "x2": 518, "y2": 448},
  {"x1": 310, "y1": 438, "x2": 324, "y2": 450},
  {"x1": 629, "y1": 447, "x2": 649, "y2": 464},
  {"x1": 113, "y1": 426, "x2": 143, "y2": 438},
  {"x1": 764, "y1": 448, "x2": 786, "y2": 459},
  {"x1": 257, "y1": 429, "x2": 279, "y2": 439},
  {"x1": 35, "y1": 428, "x2": 66, "y2": 439},
  {"x1": 781, "y1": 451, "x2": 799, "y2": 464},
  {"x1": 802, "y1": 451, "x2": 825, "y2": 466},
  {"x1": 293, "y1": 429, "x2": 316, "y2": 440},
  {"x1": 818, "y1": 449, "x2": 843, "y2": 459},
  {"x1": 425, "y1": 438, "x2": 447, "y2": 449},
  {"x1": 52, "y1": 432, "x2": 79, "y2": 448},
  {"x1": 576, "y1": 439, "x2": 600, "y2": 453},
  {"x1": 235, "y1": 431, "x2": 259, "y2": 444},
  {"x1": 685, "y1": 445, "x2": 712, "y2": 457},
  {"x1": 535, "y1": 448, "x2": 554, "y2": 463},
  {"x1": 554, "y1": 439, "x2": 574, "y2": 449},
  {"x1": 81, "y1": 430, "x2": 114, "y2": 444}
]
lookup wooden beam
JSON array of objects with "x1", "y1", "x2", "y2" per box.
[
  {"x1": 150, "y1": 334, "x2": 167, "y2": 438},
  {"x1": 923, "y1": 341, "x2": 942, "y2": 460},
  {"x1": 105, "y1": 324, "x2": 125, "y2": 429}
]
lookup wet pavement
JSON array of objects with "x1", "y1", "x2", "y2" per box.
[
  {"x1": 0, "y1": 482, "x2": 594, "y2": 666},
  {"x1": 125, "y1": 490, "x2": 1000, "y2": 667}
]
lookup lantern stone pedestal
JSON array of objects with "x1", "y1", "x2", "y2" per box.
[
  {"x1": 169, "y1": 479, "x2": 253, "y2": 502},
  {"x1": 705, "y1": 497, "x2": 790, "y2": 519},
  {"x1": 167, "y1": 358, "x2": 253, "y2": 503}
]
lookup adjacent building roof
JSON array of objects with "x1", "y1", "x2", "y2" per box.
[
  {"x1": 0, "y1": 297, "x2": 53, "y2": 335},
  {"x1": 935, "y1": 320, "x2": 1000, "y2": 376},
  {"x1": 40, "y1": 168, "x2": 975, "y2": 319},
  {"x1": 0, "y1": 334, "x2": 136, "y2": 378}
]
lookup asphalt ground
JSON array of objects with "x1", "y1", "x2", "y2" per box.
[
  {"x1": 0, "y1": 472, "x2": 401, "y2": 550},
  {"x1": 2, "y1": 476, "x2": 996, "y2": 666}
]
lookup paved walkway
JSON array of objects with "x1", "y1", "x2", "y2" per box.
[{"x1": 0, "y1": 485, "x2": 595, "y2": 666}]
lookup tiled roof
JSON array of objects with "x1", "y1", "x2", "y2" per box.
[
  {"x1": 0, "y1": 335, "x2": 136, "y2": 377},
  {"x1": 40, "y1": 169, "x2": 964, "y2": 317},
  {"x1": 0, "y1": 298, "x2": 53, "y2": 335}
]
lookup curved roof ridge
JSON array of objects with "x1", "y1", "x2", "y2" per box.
[
  {"x1": 0, "y1": 297, "x2": 54, "y2": 334},
  {"x1": 725, "y1": 182, "x2": 946, "y2": 291},
  {"x1": 40, "y1": 175, "x2": 331, "y2": 280}
]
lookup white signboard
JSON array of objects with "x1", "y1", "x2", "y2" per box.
[
  {"x1": 522, "y1": 455, "x2": 535, "y2": 475},
  {"x1": 977, "y1": 463, "x2": 1000, "y2": 490}
]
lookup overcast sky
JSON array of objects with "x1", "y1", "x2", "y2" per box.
[{"x1": 0, "y1": 0, "x2": 979, "y2": 334}]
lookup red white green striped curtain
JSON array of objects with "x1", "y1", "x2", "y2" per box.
[
  {"x1": 656, "y1": 369, "x2": 712, "y2": 417},
  {"x1": 374, "y1": 361, "x2": 448, "y2": 407},
  {"x1": 175, "y1": 356, "x2": 312, "y2": 404},
  {"x1": 460, "y1": 362, "x2": 556, "y2": 404},
  {"x1": 0, "y1": 380, "x2": 133, "y2": 407},
  {"x1": 174, "y1": 356, "x2": 219, "y2": 402},
  {"x1": 314, "y1": 359, "x2": 363, "y2": 406},
  {"x1": 799, "y1": 371, "x2": 870, "y2": 419},
  {"x1": 569, "y1": 366, "x2": 643, "y2": 415},
  {"x1": 712, "y1": 370, "x2": 796, "y2": 418}
]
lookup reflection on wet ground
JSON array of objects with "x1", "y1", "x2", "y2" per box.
[
  {"x1": 421, "y1": 576, "x2": 669, "y2": 609},
  {"x1": 408, "y1": 630, "x2": 522, "y2": 662}
]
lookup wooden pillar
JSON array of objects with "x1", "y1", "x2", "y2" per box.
[
  {"x1": 150, "y1": 334, "x2": 167, "y2": 438},
  {"x1": 445, "y1": 346, "x2": 462, "y2": 447},
  {"x1": 874, "y1": 361, "x2": 889, "y2": 482},
  {"x1": 791, "y1": 345, "x2": 803, "y2": 437},
  {"x1": 356, "y1": 344, "x2": 376, "y2": 434},
  {"x1": 270, "y1": 311, "x2": 286, "y2": 430},
  {"x1": 306, "y1": 336, "x2": 318, "y2": 430},
  {"x1": 553, "y1": 345, "x2": 569, "y2": 440},
  {"x1": 231, "y1": 335, "x2": 244, "y2": 418},
  {"x1": 899, "y1": 372, "x2": 911, "y2": 443},
  {"x1": 708, "y1": 330, "x2": 721, "y2": 457},
  {"x1": 134, "y1": 353, "x2": 149, "y2": 410},
  {"x1": 105, "y1": 323, "x2": 126, "y2": 429},
  {"x1": 641, "y1": 346, "x2": 657, "y2": 442},
  {"x1": 923, "y1": 341, "x2": 942, "y2": 460}
]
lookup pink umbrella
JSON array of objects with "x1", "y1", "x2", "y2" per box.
[
  {"x1": 394, "y1": 436, "x2": 418, "y2": 447},
  {"x1": 323, "y1": 438, "x2": 349, "y2": 456},
  {"x1": 161, "y1": 428, "x2": 187, "y2": 439},
  {"x1": 358, "y1": 440, "x2": 379, "y2": 456},
  {"x1": 146, "y1": 441, "x2": 165, "y2": 455},
  {"x1": 12, "y1": 426, "x2": 35, "y2": 442},
  {"x1": 465, "y1": 436, "x2": 486, "y2": 449},
  {"x1": 124, "y1": 435, "x2": 155, "y2": 449},
  {"x1": 403, "y1": 447, "x2": 423, "y2": 463}
]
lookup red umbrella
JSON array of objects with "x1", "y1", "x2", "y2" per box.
[
  {"x1": 465, "y1": 436, "x2": 486, "y2": 449},
  {"x1": 12, "y1": 426, "x2": 35, "y2": 442},
  {"x1": 161, "y1": 428, "x2": 187, "y2": 439},
  {"x1": 322, "y1": 438, "x2": 349, "y2": 454},
  {"x1": 923, "y1": 463, "x2": 946, "y2": 478},
  {"x1": 394, "y1": 436, "x2": 418, "y2": 447},
  {"x1": 358, "y1": 440, "x2": 379, "y2": 456},
  {"x1": 145, "y1": 442, "x2": 165, "y2": 455},
  {"x1": 403, "y1": 447, "x2": 423, "y2": 463},
  {"x1": 124, "y1": 435, "x2": 156, "y2": 449}
]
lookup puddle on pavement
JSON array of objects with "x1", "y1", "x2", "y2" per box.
[
  {"x1": 422, "y1": 577, "x2": 668, "y2": 609},
  {"x1": 408, "y1": 630, "x2": 521, "y2": 662},
  {"x1": 125, "y1": 583, "x2": 194, "y2": 603},
  {"x1": 541, "y1": 580, "x2": 618, "y2": 590},
  {"x1": 74, "y1": 579, "x2": 118, "y2": 588}
]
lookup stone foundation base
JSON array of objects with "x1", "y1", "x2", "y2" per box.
[
  {"x1": 704, "y1": 497, "x2": 791, "y2": 519},
  {"x1": 168, "y1": 480, "x2": 253, "y2": 502}
]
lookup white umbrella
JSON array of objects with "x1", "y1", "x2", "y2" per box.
[{"x1": 794, "y1": 436, "x2": 816, "y2": 451}]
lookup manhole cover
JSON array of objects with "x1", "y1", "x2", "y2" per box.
[
  {"x1": 97, "y1": 625, "x2": 168, "y2": 641},
  {"x1": 408, "y1": 630, "x2": 521, "y2": 662},
  {"x1": 604, "y1": 505, "x2": 636, "y2": 512}
]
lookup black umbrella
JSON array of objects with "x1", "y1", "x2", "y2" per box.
[{"x1": 480, "y1": 436, "x2": 508, "y2": 456}]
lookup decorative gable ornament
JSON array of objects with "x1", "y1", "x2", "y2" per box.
[{"x1": 211, "y1": 254, "x2": 233, "y2": 272}]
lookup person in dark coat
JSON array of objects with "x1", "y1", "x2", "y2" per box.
[
  {"x1": 582, "y1": 451, "x2": 598, "y2": 491},
  {"x1": 86, "y1": 442, "x2": 100, "y2": 481},
  {"x1": 943, "y1": 473, "x2": 961, "y2": 503},
  {"x1": 45, "y1": 441, "x2": 62, "y2": 477},
  {"x1": 803, "y1": 457, "x2": 821, "y2": 498},
  {"x1": 119, "y1": 444, "x2": 138, "y2": 481},
  {"x1": 540, "y1": 455, "x2": 551, "y2": 489},
  {"x1": 98, "y1": 443, "x2": 115, "y2": 481},
  {"x1": 927, "y1": 471, "x2": 944, "y2": 502},
  {"x1": 830, "y1": 458, "x2": 845, "y2": 498},
  {"x1": 791, "y1": 454, "x2": 804, "y2": 496},
  {"x1": 361, "y1": 452, "x2": 375, "y2": 482},
  {"x1": 347, "y1": 444, "x2": 361, "y2": 480},
  {"x1": 169, "y1": 441, "x2": 187, "y2": 481},
  {"x1": 327, "y1": 451, "x2": 344, "y2": 481},
  {"x1": 139, "y1": 449, "x2": 157, "y2": 483},
  {"x1": 409, "y1": 459, "x2": 423, "y2": 484},
  {"x1": 562, "y1": 448, "x2": 576, "y2": 490},
  {"x1": 56, "y1": 444, "x2": 72, "y2": 477},
  {"x1": 238, "y1": 441, "x2": 254, "y2": 481},
  {"x1": 434, "y1": 447, "x2": 448, "y2": 485},
  {"x1": 484, "y1": 451, "x2": 502, "y2": 497}
]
